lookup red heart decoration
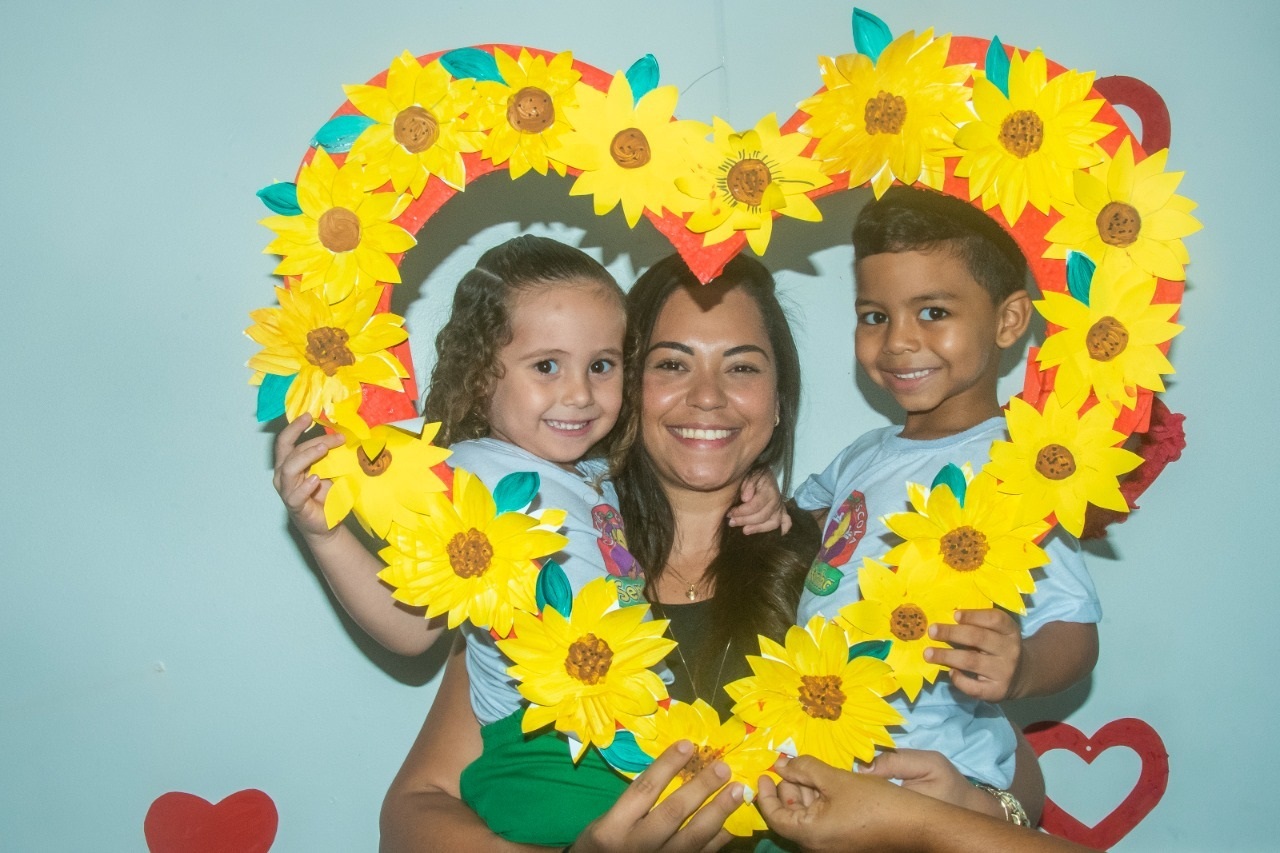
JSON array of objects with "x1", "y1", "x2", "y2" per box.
[
  {"x1": 1024, "y1": 719, "x2": 1168, "y2": 850},
  {"x1": 144, "y1": 789, "x2": 278, "y2": 853}
]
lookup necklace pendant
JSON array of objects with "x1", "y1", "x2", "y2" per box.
[{"x1": 686, "y1": 584, "x2": 697, "y2": 601}]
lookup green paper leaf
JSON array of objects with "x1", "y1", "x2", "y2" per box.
[
  {"x1": 440, "y1": 47, "x2": 505, "y2": 83},
  {"x1": 494, "y1": 471, "x2": 539, "y2": 514},
  {"x1": 536, "y1": 560, "x2": 573, "y2": 617},
  {"x1": 931, "y1": 463, "x2": 968, "y2": 507},
  {"x1": 599, "y1": 730, "x2": 654, "y2": 774},
  {"x1": 985, "y1": 36, "x2": 1011, "y2": 98},
  {"x1": 256, "y1": 373, "x2": 295, "y2": 422},
  {"x1": 310, "y1": 114, "x2": 378, "y2": 152},
  {"x1": 852, "y1": 8, "x2": 893, "y2": 62},
  {"x1": 256, "y1": 182, "x2": 300, "y2": 216},
  {"x1": 1067, "y1": 251, "x2": 1096, "y2": 306},
  {"x1": 625, "y1": 54, "x2": 659, "y2": 103},
  {"x1": 848, "y1": 639, "x2": 892, "y2": 662}
]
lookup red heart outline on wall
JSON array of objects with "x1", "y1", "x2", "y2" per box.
[
  {"x1": 144, "y1": 789, "x2": 278, "y2": 853},
  {"x1": 1024, "y1": 718, "x2": 1168, "y2": 850}
]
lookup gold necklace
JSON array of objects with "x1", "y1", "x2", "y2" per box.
[
  {"x1": 654, "y1": 601, "x2": 733, "y2": 704},
  {"x1": 664, "y1": 564, "x2": 707, "y2": 601}
]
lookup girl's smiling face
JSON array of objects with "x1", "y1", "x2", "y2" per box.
[{"x1": 485, "y1": 280, "x2": 626, "y2": 465}]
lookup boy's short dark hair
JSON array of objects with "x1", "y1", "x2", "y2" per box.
[{"x1": 852, "y1": 186, "x2": 1029, "y2": 303}]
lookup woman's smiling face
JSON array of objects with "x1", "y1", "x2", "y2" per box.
[{"x1": 640, "y1": 281, "x2": 779, "y2": 499}]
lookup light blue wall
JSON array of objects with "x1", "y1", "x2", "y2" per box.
[{"x1": 3, "y1": 1, "x2": 1276, "y2": 849}]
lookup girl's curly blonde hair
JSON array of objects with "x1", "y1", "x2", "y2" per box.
[{"x1": 422, "y1": 235, "x2": 623, "y2": 446}]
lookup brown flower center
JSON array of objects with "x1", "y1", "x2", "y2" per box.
[
  {"x1": 317, "y1": 207, "x2": 361, "y2": 253},
  {"x1": 864, "y1": 91, "x2": 907, "y2": 135},
  {"x1": 940, "y1": 526, "x2": 989, "y2": 572},
  {"x1": 564, "y1": 633, "x2": 614, "y2": 685},
  {"x1": 304, "y1": 327, "x2": 356, "y2": 376},
  {"x1": 356, "y1": 446, "x2": 392, "y2": 476},
  {"x1": 393, "y1": 105, "x2": 439, "y2": 153},
  {"x1": 725, "y1": 158, "x2": 772, "y2": 207},
  {"x1": 1086, "y1": 316, "x2": 1130, "y2": 361},
  {"x1": 446, "y1": 529, "x2": 494, "y2": 579},
  {"x1": 507, "y1": 86, "x2": 555, "y2": 133},
  {"x1": 890, "y1": 604, "x2": 928, "y2": 641},
  {"x1": 798, "y1": 674, "x2": 845, "y2": 721},
  {"x1": 998, "y1": 110, "x2": 1044, "y2": 158},
  {"x1": 678, "y1": 745, "x2": 727, "y2": 783},
  {"x1": 1097, "y1": 202, "x2": 1142, "y2": 248},
  {"x1": 610, "y1": 128, "x2": 651, "y2": 169},
  {"x1": 1035, "y1": 444, "x2": 1077, "y2": 480}
]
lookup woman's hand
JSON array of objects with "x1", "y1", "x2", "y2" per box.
[
  {"x1": 728, "y1": 471, "x2": 791, "y2": 536},
  {"x1": 570, "y1": 741, "x2": 743, "y2": 853},
  {"x1": 272, "y1": 413, "x2": 346, "y2": 541}
]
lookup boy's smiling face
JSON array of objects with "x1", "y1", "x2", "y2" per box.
[{"x1": 854, "y1": 247, "x2": 1031, "y2": 440}]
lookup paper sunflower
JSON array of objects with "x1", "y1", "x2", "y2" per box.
[
  {"x1": 677, "y1": 115, "x2": 830, "y2": 255},
  {"x1": 261, "y1": 149, "x2": 417, "y2": 301},
  {"x1": 245, "y1": 284, "x2": 409, "y2": 425},
  {"x1": 1036, "y1": 262, "x2": 1182, "y2": 410},
  {"x1": 799, "y1": 29, "x2": 970, "y2": 197},
  {"x1": 952, "y1": 47, "x2": 1112, "y2": 224},
  {"x1": 986, "y1": 395, "x2": 1143, "y2": 537},
  {"x1": 377, "y1": 468, "x2": 568, "y2": 634},
  {"x1": 836, "y1": 558, "x2": 961, "y2": 702},
  {"x1": 633, "y1": 699, "x2": 776, "y2": 837},
  {"x1": 472, "y1": 48, "x2": 583, "y2": 179},
  {"x1": 882, "y1": 471, "x2": 1049, "y2": 614},
  {"x1": 1045, "y1": 137, "x2": 1201, "y2": 281},
  {"x1": 308, "y1": 420, "x2": 451, "y2": 538},
  {"x1": 556, "y1": 72, "x2": 708, "y2": 227},
  {"x1": 725, "y1": 616, "x2": 901, "y2": 770},
  {"x1": 498, "y1": 577, "x2": 676, "y2": 754},
  {"x1": 344, "y1": 51, "x2": 484, "y2": 196}
]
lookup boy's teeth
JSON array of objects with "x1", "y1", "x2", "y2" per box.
[
  {"x1": 676, "y1": 427, "x2": 732, "y2": 440},
  {"x1": 894, "y1": 369, "x2": 932, "y2": 380}
]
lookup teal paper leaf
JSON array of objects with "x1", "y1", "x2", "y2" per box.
[
  {"x1": 852, "y1": 8, "x2": 893, "y2": 62},
  {"x1": 848, "y1": 639, "x2": 892, "y2": 662},
  {"x1": 256, "y1": 373, "x2": 295, "y2": 422},
  {"x1": 625, "y1": 54, "x2": 660, "y2": 103},
  {"x1": 985, "y1": 36, "x2": 1011, "y2": 98},
  {"x1": 494, "y1": 471, "x2": 540, "y2": 514},
  {"x1": 599, "y1": 730, "x2": 654, "y2": 774},
  {"x1": 1066, "y1": 251, "x2": 1096, "y2": 306},
  {"x1": 310, "y1": 114, "x2": 378, "y2": 153},
  {"x1": 440, "y1": 47, "x2": 505, "y2": 83},
  {"x1": 536, "y1": 560, "x2": 573, "y2": 617},
  {"x1": 931, "y1": 463, "x2": 968, "y2": 507},
  {"x1": 256, "y1": 182, "x2": 300, "y2": 216}
]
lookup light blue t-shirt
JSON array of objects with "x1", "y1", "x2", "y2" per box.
[
  {"x1": 448, "y1": 438, "x2": 645, "y2": 726},
  {"x1": 794, "y1": 417, "x2": 1102, "y2": 787}
]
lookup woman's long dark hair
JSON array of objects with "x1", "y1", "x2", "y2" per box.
[{"x1": 610, "y1": 254, "x2": 817, "y2": 677}]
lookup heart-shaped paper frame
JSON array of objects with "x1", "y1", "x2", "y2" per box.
[{"x1": 246, "y1": 19, "x2": 1192, "y2": 535}]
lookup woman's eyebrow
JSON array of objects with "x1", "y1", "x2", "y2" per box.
[
  {"x1": 724, "y1": 344, "x2": 770, "y2": 359},
  {"x1": 647, "y1": 341, "x2": 693, "y2": 355}
]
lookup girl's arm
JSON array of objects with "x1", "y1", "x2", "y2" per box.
[
  {"x1": 380, "y1": 637, "x2": 743, "y2": 852},
  {"x1": 274, "y1": 414, "x2": 443, "y2": 656}
]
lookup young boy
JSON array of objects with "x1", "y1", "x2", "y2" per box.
[{"x1": 794, "y1": 186, "x2": 1100, "y2": 800}]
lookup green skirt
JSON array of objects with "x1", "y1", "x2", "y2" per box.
[{"x1": 460, "y1": 710, "x2": 630, "y2": 846}]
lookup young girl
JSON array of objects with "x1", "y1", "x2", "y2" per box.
[{"x1": 272, "y1": 234, "x2": 785, "y2": 735}]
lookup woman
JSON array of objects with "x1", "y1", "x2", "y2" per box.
[{"x1": 380, "y1": 255, "x2": 1043, "y2": 851}]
